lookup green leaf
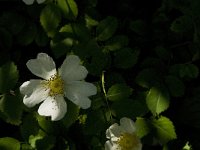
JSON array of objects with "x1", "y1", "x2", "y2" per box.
[
  {"x1": 135, "y1": 117, "x2": 150, "y2": 138},
  {"x1": 61, "y1": 100, "x2": 79, "y2": 128},
  {"x1": 21, "y1": 143, "x2": 34, "y2": 150},
  {"x1": 129, "y1": 19, "x2": 146, "y2": 35},
  {"x1": 36, "y1": 115, "x2": 56, "y2": 134},
  {"x1": 35, "y1": 26, "x2": 49, "y2": 47},
  {"x1": 57, "y1": 0, "x2": 78, "y2": 20},
  {"x1": 114, "y1": 47, "x2": 139, "y2": 69},
  {"x1": 0, "y1": 62, "x2": 18, "y2": 93},
  {"x1": 17, "y1": 21, "x2": 37, "y2": 46},
  {"x1": 111, "y1": 98, "x2": 148, "y2": 118},
  {"x1": 51, "y1": 37, "x2": 74, "y2": 58},
  {"x1": 151, "y1": 116, "x2": 177, "y2": 144},
  {"x1": 0, "y1": 27, "x2": 12, "y2": 50},
  {"x1": 165, "y1": 75, "x2": 185, "y2": 97},
  {"x1": 85, "y1": 14, "x2": 98, "y2": 28},
  {"x1": 146, "y1": 86, "x2": 170, "y2": 116},
  {"x1": 40, "y1": 4, "x2": 61, "y2": 37},
  {"x1": 0, "y1": 12, "x2": 26, "y2": 35},
  {"x1": 96, "y1": 16, "x2": 118, "y2": 41},
  {"x1": 135, "y1": 68, "x2": 162, "y2": 88},
  {"x1": 170, "y1": 15, "x2": 193, "y2": 33},
  {"x1": 107, "y1": 84, "x2": 132, "y2": 101},
  {"x1": 106, "y1": 72, "x2": 126, "y2": 87},
  {"x1": 63, "y1": 23, "x2": 90, "y2": 41},
  {"x1": 86, "y1": 50, "x2": 111, "y2": 75},
  {"x1": 154, "y1": 46, "x2": 171, "y2": 61},
  {"x1": 0, "y1": 137, "x2": 20, "y2": 150},
  {"x1": 104, "y1": 35, "x2": 129, "y2": 51},
  {"x1": 0, "y1": 92, "x2": 23, "y2": 125},
  {"x1": 179, "y1": 64, "x2": 199, "y2": 79},
  {"x1": 84, "y1": 110, "x2": 107, "y2": 135},
  {"x1": 35, "y1": 135, "x2": 55, "y2": 150},
  {"x1": 20, "y1": 113, "x2": 40, "y2": 140},
  {"x1": 29, "y1": 130, "x2": 46, "y2": 148}
]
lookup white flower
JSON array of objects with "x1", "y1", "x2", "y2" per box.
[
  {"x1": 105, "y1": 117, "x2": 142, "y2": 150},
  {"x1": 22, "y1": 0, "x2": 46, "y2": 5},
  {"x1": 20, "y1": 53, "x2": 97, "y2": 121}
]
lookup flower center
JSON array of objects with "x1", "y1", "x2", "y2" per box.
[
  {"x1": 117, "y1": 132, "x2": 140, "y2": 150},
  {"x1": 45, "y1": 74, "x2": 64, "y2": 97}
]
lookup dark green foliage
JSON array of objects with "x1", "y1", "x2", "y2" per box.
[{"x1": 0, "y1": 0, "x2": 200, "y2": 149}]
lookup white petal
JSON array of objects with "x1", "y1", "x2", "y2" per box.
[
  {"x1": 120, "y1": 117, "x2": 136, "y2": 133},
  {"x1": 38, "y1": 96, "x2": 67, "y2": 121},
  {"x1": 137, "y1": 143, "x2": 143, "y2": 150},
  {"x1": 65, "y1": 81, "x2": 97, "y2": 109},
  {"x1": 106, "y1": 123, "x2": 123, "y2": 139},
  {"x1": 20, "y1": 80, "x2": 41, "y2": 95},
  {"x1": 66, "y1": 93, "x2": 91, "y2": 109},
  {"x1": 36, "y1": 0, "x2": 45, "y2": 4},
  {"x1": 26, "y1": 53, "x2": 56, "y2": 79},
  {"x1": 65, "y1": 81, "x2": 97, "y2": 97},
  {"x1": 60, "y1": 55, "x2": 88, "y2": 81},
  {"x1": 21, "y1": 80, "x2": 49, "y2": 107},
  {"x1": 22, "y1": 0, "x2": 34, "y2": 5},
  {"x1": 105, "y1": 141, "x2": 113, "y2": 150}
]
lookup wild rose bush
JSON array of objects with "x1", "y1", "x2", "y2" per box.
[{"x1": 0, "y1": 0, "x2": 199, "y2": 149}]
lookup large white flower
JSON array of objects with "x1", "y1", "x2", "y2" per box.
[
  {"x1": 22, "y1": 0, "x2": 46, "y2": 5},
  {"x1": 20, "y1": 53, "x2": 97, "y2": 121},
  {"x1": 105, "y1": 117, "x2": 142, "y2": 150}
]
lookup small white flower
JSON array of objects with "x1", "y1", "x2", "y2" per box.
[
  {"x1": 22, "y1": 0, "x2": 46, "y2": 5},
  {"x1": 105, "y1": 117, "x2": 142, "y2": 150},
  {"x1": 20, "y1": 53, "x2": 97, "y2": 121}
]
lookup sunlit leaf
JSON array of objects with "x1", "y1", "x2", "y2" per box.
[
  {"x1": 0, "y1": 137, "x2": 20, "y2": 150},
  {"x1": 151, "y1": 116, "x2": 177, "y2": 144},
  {"x1": 107, "y1": 84, "x2": 132, "y2": 101},
  {"x1": 40, "y1": 4, "x2": 61, "y2": 37},
  {"x1": 29, "y1": 130, "x2": 46, "y2": 148},
  {"x1": 135, "y1": 117, "x2": 150, "y2": 138},
  {"x1": 0, "y1": 61, "x2": 18, "y2": 93},
  {"x1": 96, "y1": 16, "x2": 118, "y2": 41},
  {"x1": 57, "y1": 0, "x2": 78, "y2": 20},
  {"x1": 146, "y1": 86, "x2": 170, "y2": 116},
  {"x1": 165, "y1": 75, "x2": 185, "y2": 97}
]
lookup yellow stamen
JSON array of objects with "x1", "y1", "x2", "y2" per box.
[
  {"x1": 44, "y1": 74, "x2": 64, "y2": 97},
  {"x1": 117, "y1": 132, "x2": 140, "y2": 150}
]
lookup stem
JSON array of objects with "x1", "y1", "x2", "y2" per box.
[{"x1": 101, "y1": 71, "x2": 112, "y2": 121}]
